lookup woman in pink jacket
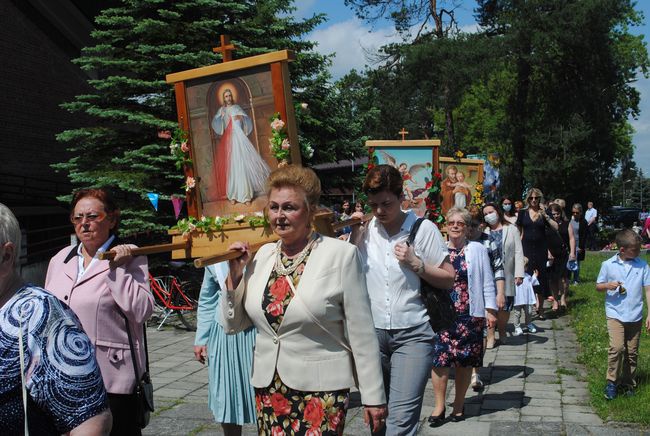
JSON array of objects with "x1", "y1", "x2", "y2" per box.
[{"x1": 45, "y1": 188, "x2": 154, "y2": 436}]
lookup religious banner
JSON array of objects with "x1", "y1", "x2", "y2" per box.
[
  {"x1": 166, "y1": 40, "x2": 300, "y2": 219},
  {"x1": 367, "y1": 135, "x2": 441, "y2": 218},
  {"x1": 439, "y1": 157, "x2": 485, "y2": 214}
]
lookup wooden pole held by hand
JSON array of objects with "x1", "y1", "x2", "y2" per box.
[
  {"x1": 194, "y1": 237, "x2": 279, "y2": 268},
  {"x1": 98, "y1": 240, "x2": 191, "y2": 260}
]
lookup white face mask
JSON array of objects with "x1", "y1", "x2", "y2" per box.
[
  {"x1": 484, "y1": 212, "x2": 499, "y2": 226},
  {"x1": 502, "y1": 204, "x2": 512, "y2": 212}
]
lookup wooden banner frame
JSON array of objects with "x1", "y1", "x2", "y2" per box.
[
  {"x1": 166, "y1": 50, "x2": 300, "y2": 219},
  {"x1": 366, "y1": 139, "x2": 441, "y2": 217}
]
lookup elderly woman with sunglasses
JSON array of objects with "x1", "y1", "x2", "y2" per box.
[
  {"x1": 516, "y1": 188, "x2": 557, "y2": 321},
  {"x1": 428, "y1": 207, "x2": 497, "y2": 426},
  {"x1": 46, "y1": 188, "x2": 154, "y2": 436}
]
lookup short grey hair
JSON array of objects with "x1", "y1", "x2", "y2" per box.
[
  {"x1": 446, "y1": 207, "x2": 472, "y2": 226},
  {"x1": 0, "y1": 203, "x2": 21, "y2": 267}
]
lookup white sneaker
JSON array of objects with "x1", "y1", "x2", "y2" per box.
[
  {"x1": 513, "y1": 326, "x2": 524, "y2": 336},
  {"x1": 527, "y1": 323, "x2": 538, "y2": 333}
]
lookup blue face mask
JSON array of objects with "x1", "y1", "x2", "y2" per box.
[{"x1": 503, "y1": 204, "x2": 512, "y2": 212}]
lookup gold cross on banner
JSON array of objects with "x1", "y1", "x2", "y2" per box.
[
  {"x1": 212, "y1": 35, "x2": 236, "y2": 63},
  {"x1": 398, "y1": 128, "x2": 409, "y2": 141}
]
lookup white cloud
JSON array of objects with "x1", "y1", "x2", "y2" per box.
[{"x1": 308, "y1": 18, "x2": 403, "y2": 78}]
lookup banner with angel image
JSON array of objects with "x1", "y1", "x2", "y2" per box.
[{"x1": 375, "y1": 147, "x2": 436, "y2": 217}]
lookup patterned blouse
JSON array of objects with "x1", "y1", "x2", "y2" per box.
[
  {"x1": 0, "y1": 285, "x2": 108, "y2": 435},
  {"x1": 256, "y1": 248, "x2": 350, "y2": 436}
]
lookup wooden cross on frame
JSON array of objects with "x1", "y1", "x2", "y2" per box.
[
  {"x1": 212, "y1": 35, "x2": 236, "y2": 62},
  {"x1": 398, "y1": 128, "x2": 409, "y2": 141}
]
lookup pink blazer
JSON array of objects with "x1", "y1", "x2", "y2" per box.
[{"x1": 45, "y1": 243, "x2": 154, "y2": 394}]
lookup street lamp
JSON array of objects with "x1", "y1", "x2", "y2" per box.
[{"x1": 624, "y1": 179, "x2": 632, "y2": 207}]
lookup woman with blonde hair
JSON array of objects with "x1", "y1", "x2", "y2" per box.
[
  {"x1": 516, "y1": 188, "x2": 558, "y2": 320},
  {"x1": 223, "y1": 165, "x2": 387, "y2": 435}
]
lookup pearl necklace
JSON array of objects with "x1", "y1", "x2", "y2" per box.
[{"x1": 274, "y1": 233, "x2": 318, "y2": 276}]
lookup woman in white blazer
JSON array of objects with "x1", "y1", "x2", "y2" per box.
[
  {"x1": 222, "y1": 165, "x2": 387, "y2": 435},
  {"x1": 482, "y1": 203, "x2": 525, "y2": 343}
]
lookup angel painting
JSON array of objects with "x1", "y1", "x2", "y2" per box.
[{"x1": 379, "y1": 150, "x2": 430, "y2": 204}]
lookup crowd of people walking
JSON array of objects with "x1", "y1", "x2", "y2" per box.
[{"x1": 0, "y1": 164, "x2": 624, "y2": 435}]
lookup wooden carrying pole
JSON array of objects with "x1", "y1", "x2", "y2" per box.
[
  {"x1": 194, "y1": 237, "x2": 279, "y2": 268},
  {"x1": 98, "y1": 240, "x2": 191, "y2": 261}
]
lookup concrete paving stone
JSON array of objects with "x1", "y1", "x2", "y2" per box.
[
  {"x1": 523, "y1": 397, "x2": 561, "y2": 407},
  {"x1": 481, "y1": 398, "x2": 523, "y2": 410},
  {"x1": 481, "y1": 391, "x2": 524, "y2": 400},
  {"x1": 541, "y1": 415, "x2": 564, "y2": 422},
  {"x1": 154, "y1": 387, "x2": 195, "y2": 398},
  {"x1": 563, "y1": 412, "x2": 604, "y2": 425},
  {"x1": 477, "y1": 410, "x2": 520, "y2": 421},
  {"x1": 489, "y1": 422, "x2": 563, "y2": 435},
  {"x1": 562, "y1": 405, "x2": 597, "y2": 414},
  {"x1": 525, "y1": 375, "x2": 560, "y2": 384},
  {"x1": 163, "y1": 380, "x2": 206, "y2": 391},
  {"x1": 143, "y1": 417, "x2": 215, "y2": 436},
  {"x1": 418, "y1": 420, "x2": 491, "y2": 436},
  {"x1": 523, "y1": 382, "x2": 561, "y2": 391},
  {"x1": 562, "y1": 387, "x2": 590, "y2": 396},
  {"x1": 520, "y1": 405, "x2": 563, "y2": 417},
  {"x1": 520, "y1": 415, "x2": 543, "y2": 422},
  {"x1": 156, "y1": 402, "x2": 213, "y2": 420},
  {"x1": 560, "y1": 396, "x2": 590, "y2": 406},
  {"x1": 573, "y1": 425, "x2": 647, "y2": 436}
]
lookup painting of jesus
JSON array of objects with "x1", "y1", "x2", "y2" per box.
[{"x1": 211, "y1": 88, "x2": 270, "y2": 205}]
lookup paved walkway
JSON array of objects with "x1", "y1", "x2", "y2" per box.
[{"x1": 143, "y1": 310, "x2": 647, "y2": 435}]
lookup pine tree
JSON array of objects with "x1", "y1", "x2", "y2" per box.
[{"x1": 55, "y1": 0, "x2": 327, "y2": 234}]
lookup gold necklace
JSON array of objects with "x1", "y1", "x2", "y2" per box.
[{"x1": 274, "y1": 234, "x2": 317, "y2": 276}]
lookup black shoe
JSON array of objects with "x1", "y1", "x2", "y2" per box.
[
  {"x1": 428, "y1": 408, "x2": 445, "y2": 426},
  {"x1": 450, "y1": 407, "x2": 465, "y2": 422}
]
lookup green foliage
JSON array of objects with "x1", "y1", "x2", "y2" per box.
[
  {"x1": 571, "y1": 252, "x2": 650, "y2": 424},
  {"x1": 56, "y1": 0, "x2": 328, "y2": 235}
]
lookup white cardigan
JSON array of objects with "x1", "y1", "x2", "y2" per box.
[
  {"x1": 484, "y1": 225, "x2": 526, "y2": 297},
  {"x1": 463, "y1": 241, "x2": 498, "y2": 317}
]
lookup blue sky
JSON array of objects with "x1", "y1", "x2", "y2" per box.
[{"x1": 294, "y1": 0, "x2": 650, "y2": 176}]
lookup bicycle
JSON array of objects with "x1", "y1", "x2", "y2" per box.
[{"x1": 149, "y1": 273, "x2": 197, "y2": 331}]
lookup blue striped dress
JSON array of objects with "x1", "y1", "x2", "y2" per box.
[{"x1": 194, "y1": 263, "x2": 256, "y2": 425}]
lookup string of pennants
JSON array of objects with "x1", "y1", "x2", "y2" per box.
[{"x1": 146, "y1": 193, "x2": 185, "y2": 219}]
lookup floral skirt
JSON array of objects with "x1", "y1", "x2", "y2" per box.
[
  {"x1": 255, "y1": 372, "x2": 349, "y2": 435},
  {"x1": 432, "y1": 315, "x2": 485, "y2": 368}
]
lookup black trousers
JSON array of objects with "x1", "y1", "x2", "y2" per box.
[{"x1": 108, "y1": 393, "x2": 142, "y2": 436}]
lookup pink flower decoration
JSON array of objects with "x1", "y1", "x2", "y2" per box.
[
  {"x1": 271, "y1": 118, "x2": 285, "y2": 131},
  {"x1": 157, "y1": 130, "x2": 172, "y2": 139},
  {"x1": 180, "y1": 141, "x2": 190, "y2": 153},
  {"x1": 185, "y1": 176, "x2": 196, "y2": 191},
  {"x1": 281, "y1": 138, "x2": 290, "y2": 150}
]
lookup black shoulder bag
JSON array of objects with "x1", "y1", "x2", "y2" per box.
[
  {"x1": 121, "y1": 312, "x2": 155, "y2": 429},
  {"x1": 409, "y1": 218, "x2": 457, "y2": 332}
]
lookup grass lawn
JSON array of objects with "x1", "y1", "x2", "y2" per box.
[{"x1": 570, "y1": 251, "x2": 650, "y2": 425}]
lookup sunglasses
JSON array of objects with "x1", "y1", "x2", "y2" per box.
[
  {"x1": 447, "y1": 221, "x2": 467, "y2": 228},
  {"x1": 71, "y1": 212, "x2": 107, "y2": 225},
  {"x1": 529, "y1": 196, "x2": 540, "y2": 200}
]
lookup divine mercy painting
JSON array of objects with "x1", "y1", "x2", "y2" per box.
[{"x1": 184, "y1": 66, "x2": 277, "y2": 216}]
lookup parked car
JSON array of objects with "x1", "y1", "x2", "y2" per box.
[{"x1": 602, "y1": 206, "x2": 642, "y2": 229}]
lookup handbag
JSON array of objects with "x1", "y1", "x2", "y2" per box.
[
  {"x1": 121, "y1": 312, "x2": 154, "y2": 429},
  {"x1": 408, "y1": 217, "x2": 456, "y2": 332}
]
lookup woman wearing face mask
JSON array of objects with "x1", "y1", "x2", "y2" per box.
[
  {"x1": 482, "y1": 203, "x2": 525, "y2": 344},
  {"x1": 501, "y1": 196, "x2": 517, "y2": 224}
]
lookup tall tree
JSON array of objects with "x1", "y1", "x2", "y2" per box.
[
  {"x1": 344, "y1": 0, "x2": 465, "y2": 148},
  {"x1": 55, "y1": 0, "x2": 328, "y2": 234},
  {"x1": 475, "y1": 0, "x2": 649, "y2": 201}
]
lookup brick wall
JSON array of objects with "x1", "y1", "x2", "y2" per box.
[{"x1": 0, "y1": 0, "x2": 91, "y2": 206}]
